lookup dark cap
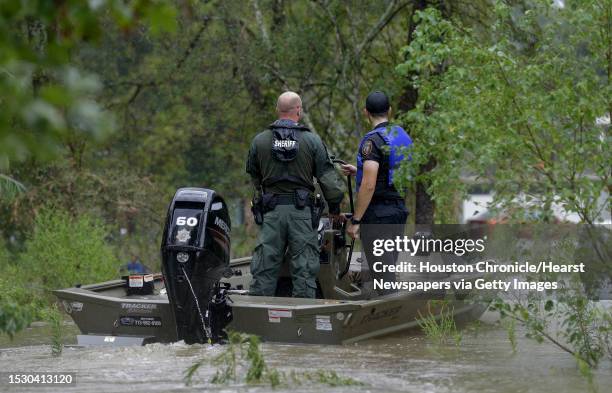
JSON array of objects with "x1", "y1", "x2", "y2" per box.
[{"x1": 365, "y1": 91, "x2": 390, "y2": 114}]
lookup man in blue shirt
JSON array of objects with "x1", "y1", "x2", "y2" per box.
[
  {"x1": 341, "y1": 91, "x2": 412, "y2": 295},
  {"x1": 124, "y1": 255, "x2": 150, "y2": 274}
]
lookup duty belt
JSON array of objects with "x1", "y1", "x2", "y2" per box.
[
  {"x1": 274, "y1": 193, "x2": 314, "y2": 206},
  {"x1": 370, "y1": 198, "x2": 404, "y2": 206}
]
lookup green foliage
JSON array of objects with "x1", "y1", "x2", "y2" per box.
[
  {"x1": 575, "y1": 354, "x2": 595, "y2": 390},
  {"x1": 244, "y1": 334, "x2": 266, "y2": 384},
  {"x1": 0, "y1": 207, "x2": 120, "y2": 338},
  {"x1": 207, "y1": 331, "x2": 280, "y2": 386},
  {"x1": 185, "y1": 331, "x2": 364, "y2": 388},
  {"x1": 0, "y1": 272, "x2": 46, "y2": 319},
  {"x1": 504, "y1": 317, "x2": 517, "y2": 353},
  {"x1": 491, "y1": 289, "x2": 612, "y2": 370},
  {"x1": 301, "y1": 370, "x2": 364, "y2": 387},
  {"x1": 557, "y1": 289, "x2": 610, "y2": 367},
  {"x1": 0, "y1": 244, "x2": 46, "y2": 319},
  {"x1": 489, "y1": 225, "x2": 611, "y2": 371},
  {"x1": 43, "y1": 304, "x2": 64, "y2": 356},
  {"x1": 396, "y1": 2, "x2": 611, "y2": 224},
  {"x1": 0, "y1": 302, "x2": 33, "y2": 340},
  {"x1": 0, "y1": 0, "x2": 178, "y2": 165},
  {"x1": 0, "y1": 174, "x2": 26, "y2": 201},
  {"x1": 209, "y1": 331, "x2": 241, "y2": 384},
  {"x1": 1, "y1": 1, "x2": 416, "y2": 269},
  {"x1": 0, "y1": 241, "x2": 36, "y2": 338},
  {"x1": 417, "y1": 300, "x2": 462, "y2": 345},
  {"x1": 18, "y1": 207, "x2": 119, "y2": 293},
  {"x1": 398, "y1": 5, "x2": 611, "y2": 377}
]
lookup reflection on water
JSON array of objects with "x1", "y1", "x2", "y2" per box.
[{"x1": 1, "y1": 313, "x2": 610, "y2": 393}]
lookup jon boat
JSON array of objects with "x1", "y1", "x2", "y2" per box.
[{"x1": 54, "y1": 187, "x2": 487, "y2": 346}]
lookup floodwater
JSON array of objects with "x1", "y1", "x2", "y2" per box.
[{"x1": 1, "y1": 312, "x2": 611, "y2": 393}]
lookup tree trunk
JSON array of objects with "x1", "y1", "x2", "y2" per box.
[
  {"x1": 398, "y1": 0, "x2": 436, "y2": 225},
  {"x1": 414, "y1": 158, "x2": 436, "y2": 224}
]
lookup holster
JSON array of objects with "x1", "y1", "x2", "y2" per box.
[
  {"x1": 262, "y1": 193, "x2": 277, "y2": 211},
  {"x1": 311, "y1": 193, "x2": 326, "y2": 230},
  {"x1": 294, "y1": 189, "x2": 310, "y2": 209},
  {"x1": 251, "y1": 196, "x2": 264, "y2": 225}
]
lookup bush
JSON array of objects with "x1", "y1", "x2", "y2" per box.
[
  {"x1": 0, "y1": 208, "x2": 119, "y2": 337},
  {"x1": 0, "y1": 302, "x2": 33, "y2": 339},
  {"x1": 17, "y1": 208, "x2": 119, "y2": 293},
  {"x1": 0, "y1": 242, "x2": 36, "y2": 337},
  {"x1": 0, "y1": 270, "x2": 46, "y2": 317}
]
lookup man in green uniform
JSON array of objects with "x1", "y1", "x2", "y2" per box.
[{"x1": 246, "y1": 91, "x2": 344, "y2": 298}]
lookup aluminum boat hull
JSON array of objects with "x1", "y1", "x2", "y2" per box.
[{"x1": 54, "y1": 255, "x2": 487, "y2": 346}]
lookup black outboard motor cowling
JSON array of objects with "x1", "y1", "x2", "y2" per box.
[{"x1": 161, "y1": 188, "x2": 232, "y2": 344}]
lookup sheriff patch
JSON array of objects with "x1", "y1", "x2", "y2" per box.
[
  {"x1": 273, "y1": 140, "x2": 296, "y2": 148},
  {"x1": 361, "y1": 139, "x2": 373, "y2": 157}
]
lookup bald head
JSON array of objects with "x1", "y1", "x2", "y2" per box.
[{"x1": 276, "y1": 91, "x2": 302, "y2": 121}]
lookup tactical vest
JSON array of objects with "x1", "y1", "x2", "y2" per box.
[
  {"x1": 264, "y1": 121, "x2": 314, "y2": 192},
  {"x1": 271, "y1": 125, "x2": 300, "y2": 162},
  {"x1": 356, "y1": 124, "x2": 412, "y2": 191}
]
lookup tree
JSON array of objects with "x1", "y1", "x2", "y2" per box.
[
  {"x1": 396, "y1": 0, "x2": 611, "y2": 369},
  {"x1": 395, "y1": 0, "x2": 495, "y2": 225},
  {"x1": 0, "y1": 0, "x2": 179, "y2": 167},
  {"x1": 396, "y1": 1, "x2": 610, "y2": 225}
]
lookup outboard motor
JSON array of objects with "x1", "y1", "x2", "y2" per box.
[{"x1": 161, "y1": 188, "x2": 233, "y2": 344}]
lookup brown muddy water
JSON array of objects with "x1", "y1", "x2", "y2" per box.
[{"x1": 1, "y1": 311, "x2": 611, "y2": 393}]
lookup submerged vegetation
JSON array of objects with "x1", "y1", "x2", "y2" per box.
[
  {"x1": 492, "y1": 289, "x2": 612, "y2": 369},
  {"x1": 417, "y1": 300, "x2": 462, "y2": 345},
  {"x1": 504, "y1": 318, "x2": 517, "y2": 353},
  {"x1": 490, "y1": 230, "x2": 612, "y2": 374},
  {"x1": 185, "y1": 331, "x2": 364, "y2": 388},
  {"x1": 44, "y1": 305, "x2": 64, "y2": 357}
]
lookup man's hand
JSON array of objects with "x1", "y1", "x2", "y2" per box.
[
  {"x1": 329, "y1": 214, "x2": 345, "y2": 227},
  {"x1": 329, "y1": 213, "x2": 346, "y2": 222},
  {"x1": 347, "y1": 222, "x2": 360, "y2": 239},
  {"x1": 340, "y1": 164, "x2": 357, "y2": 176}
]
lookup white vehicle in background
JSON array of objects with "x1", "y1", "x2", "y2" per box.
[{"x1": 462, "y1": 191, "x2": 609, "y2": 225}]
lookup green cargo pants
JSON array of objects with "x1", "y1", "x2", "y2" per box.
[{"x1": 249, "y1": 204, "x2": 319, "y2": 298}]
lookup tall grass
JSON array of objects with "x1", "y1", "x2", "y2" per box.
[
  {"x1": 44, "y1": 305, "x2": 64, "y2": 356},
  {"x1": 504, "y1": 318, "x2": 517, "y2": 353},
  {"x1": 417, "y1": 300, "x2": 462, "y2": 345}
]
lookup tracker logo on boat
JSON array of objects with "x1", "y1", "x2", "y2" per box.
[{"x1": 121, "y1": 303, "x2": 157, "y2": 314}]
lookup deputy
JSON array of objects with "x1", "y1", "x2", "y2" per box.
[
  {"x1": 246, "y1": 91, "x2": 344, "y2": 298},
  {"x1": 341, "y1": 91, "x2": 412, "y2": 295}
]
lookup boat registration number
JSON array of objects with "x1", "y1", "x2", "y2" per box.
[{"x1": 119, "y1": 316, "x2": 162, "y2": 328}]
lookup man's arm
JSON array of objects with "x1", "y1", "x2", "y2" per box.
[
  {"x1": 347, "y1": 135, "x2": 384, "y2": 239},
  {"x1": 312, "y1": 135, "x2": 344, "y2": 214},
  {"x1": 347, "y1": 160, "x2": 378, "y2": 239},
  {"x1": 246, "y1": 139, "x2": 262, "y2": 194},
  {"x1": 353, "y1": 160, "x2": 379, "y2": 220}
]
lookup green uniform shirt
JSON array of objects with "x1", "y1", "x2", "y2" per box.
[{"x1": 246, "y1": 119, "x2": 344, "y2": 211}]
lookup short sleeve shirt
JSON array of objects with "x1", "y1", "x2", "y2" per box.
[{"x1": 360, "y1": 122, "x2": 403, "y2": 200}]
